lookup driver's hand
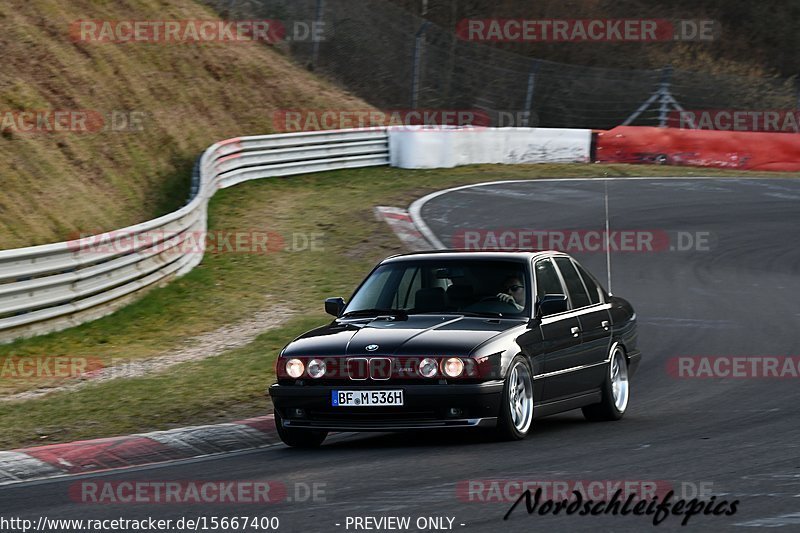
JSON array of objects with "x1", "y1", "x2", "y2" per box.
[{"x1": 496, "y1": 292, "x2": 515, "y2": 304}]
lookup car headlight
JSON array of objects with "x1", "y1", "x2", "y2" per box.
[
  {"x1": 307, "y1": 358, "x2": 326, "y2": 379},
  {"x1": 418, "y1": 357, "x2": 438, "y2": 378},
  {"x1": 443, "y1": 357, "x2": 464, "y2": 378},
  {"x1": 285, "y1": 358, "x2": 305, "y2": 378}
]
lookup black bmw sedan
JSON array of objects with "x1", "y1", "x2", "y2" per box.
[{"x1": 268, "y1": 250, "x2": 639, "y2": 447}]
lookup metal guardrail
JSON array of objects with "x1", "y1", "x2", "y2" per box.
[{"x1": 0, "y1": 128, "x2": 389, "y2": 343}]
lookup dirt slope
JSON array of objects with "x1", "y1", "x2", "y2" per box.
[{"x1": 0, "y1": 0, "x2": 368, "y2": 248}]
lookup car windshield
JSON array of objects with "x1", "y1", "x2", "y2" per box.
[{"x1": 343, "y1": 259, "x2": 531, "y2": 317}]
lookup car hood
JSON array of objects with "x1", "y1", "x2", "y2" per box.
[{"x1": 281, "y1": 315, "x2": 526, "y2": 358}]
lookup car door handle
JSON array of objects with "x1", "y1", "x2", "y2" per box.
[
  {"x1": 601, "y1": 320, "x2": 610, "y2": 331},
  {"x1": 571, "y1": 326, "x2": 581, "y2": 338}
]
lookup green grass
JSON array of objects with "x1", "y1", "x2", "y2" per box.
[
  {"x1": 1, "y1": 163, "x2": 799, "y2": 449},
  {"x1": 1, "y1": 317, "x2": 321, "y2": 449}
]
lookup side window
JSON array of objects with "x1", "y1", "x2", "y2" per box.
[
  {"x1": 534, "y1": 259, "x2": 565, "y2": 299},
  {"x1": 574, "y1": 261, "x2": 604, "y2": 305},
  {"x1": 554, "y1": 257, "x2": 591, "y2": 309}
]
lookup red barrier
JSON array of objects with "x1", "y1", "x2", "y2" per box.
[{"x1": 595, "y1": 126, "x2": 800, "y2": 171}]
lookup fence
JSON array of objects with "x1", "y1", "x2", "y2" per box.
[
  {"x1": 201, "y1": 0, "x2": 799, "y2": 130},
  {"x1": 0, "y1": 129, "x2": 389, "y2": 343}
]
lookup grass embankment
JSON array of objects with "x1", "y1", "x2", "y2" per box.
[
  {"x1": 2, "y1": 163, "x2": 800, "y2": 449},
  {"x1": 0, "y1": 0, "x2": 368, "y2": 249}
]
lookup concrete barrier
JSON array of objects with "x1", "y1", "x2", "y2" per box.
[{"x1": 389, "y1": 127, "x2": 592, "y2": 168}]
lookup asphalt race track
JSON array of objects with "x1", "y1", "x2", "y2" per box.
[{"x1": 2, "y1": 177, "x2": 800, "y2": 532}]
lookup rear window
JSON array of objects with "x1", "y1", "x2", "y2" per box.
[{"x1": 575, "y1": 262, "x2": 604, "y2": 305}]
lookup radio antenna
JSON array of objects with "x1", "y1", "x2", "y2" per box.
[{"x1": 604, "y1": 180, "x2": 612, "y2": 294}]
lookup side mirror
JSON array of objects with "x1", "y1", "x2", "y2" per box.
[
  {"x1": 535, "y1": 294, "x2": 569, "y2": 318},
  {"x1": 325, "y1": 297, "x2": 346, "y2": 317}
]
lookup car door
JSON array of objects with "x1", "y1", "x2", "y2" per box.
[
  {"x1": 573, "y1": 259, "x2": 614, "y2": 381},
  {"x1": 517, "y1": 257, "x2": 582, "y2": 404},
  {"x1": 550, "y1": 257, "x2": 612, "y2": 396}
]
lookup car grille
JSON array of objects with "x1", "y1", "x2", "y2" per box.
[{"x1": 346, "y1": 357, "x2": 394, "y2": 380}]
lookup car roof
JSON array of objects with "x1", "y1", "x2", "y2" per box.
[{"x1": 380, "y1": 249, "x2": 572, "y2": 263}]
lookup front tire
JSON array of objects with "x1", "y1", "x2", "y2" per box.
[
  {"x1": 495, "y1": 355, "x2": 534, "y2": 440},
  {"x1": 275, "y1": 411, "x2": 328, "y2": 448},
  {"x1": 582, "y1": 344, "x2": 630, "y2": 421}
]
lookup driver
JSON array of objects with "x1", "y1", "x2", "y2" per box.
[{"x1": 496, "y1": 276, "x2": 525, "y2": 311}]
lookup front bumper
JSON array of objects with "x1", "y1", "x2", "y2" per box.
[{"x1": 269, "y1": 381, "x2": 503, "y2": 431}]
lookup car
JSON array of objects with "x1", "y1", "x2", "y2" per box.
[{"x1": 268, "y1": 250, "x2": 640, "y2": 447}]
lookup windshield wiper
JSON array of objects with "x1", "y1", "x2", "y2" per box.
[
  {"x1": 457, "y1": 311, "x2": 507, "y2": 318},
  {"x1": 340, "y1": 308, "x2": 409, "y2": 319},
  {"x1": 414, "y1": 310, "x2": 509, "y2": 318}
]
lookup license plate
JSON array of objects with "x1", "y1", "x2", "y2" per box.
[{"x1": 332, "y1": 390, "x2": 404, "y2": 407}]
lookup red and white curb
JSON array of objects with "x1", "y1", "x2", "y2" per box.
[
  {"x1": 0, "y1": 415, "x2": 278, "y2": 486},
  {"x1": 375, "y1": 206, "x2": 435, "y2": 251}
]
